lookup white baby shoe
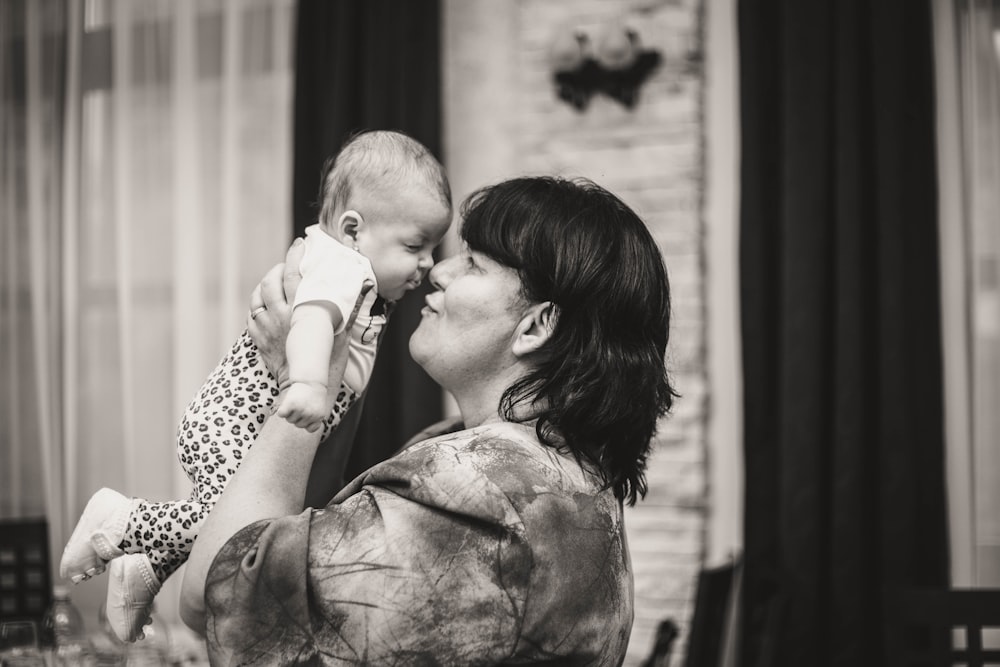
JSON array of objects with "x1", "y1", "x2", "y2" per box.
[
  {"x1": 60, "y1": 488, "x2": 132, "y2": 583},
  {"x1": 105, "y1": 552, "x2": 161, "y2": 642}
]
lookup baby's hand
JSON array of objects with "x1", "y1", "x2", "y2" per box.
[{"x1": 276, "y1": 381, "x2": 329, "y2": 432}]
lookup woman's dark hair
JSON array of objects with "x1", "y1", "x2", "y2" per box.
[{"x1": 460, "y1": 176, "x2": 677, "y2": 506}]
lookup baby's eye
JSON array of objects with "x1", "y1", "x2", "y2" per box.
[{"x1": 405, "y1": 243, "x2": 422, "y2": 252}]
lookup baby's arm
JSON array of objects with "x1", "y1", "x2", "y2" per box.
[{"x1": 276, "y1": 301, "x2": 345, "y2": 431}]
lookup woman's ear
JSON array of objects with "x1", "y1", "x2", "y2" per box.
[
  {"x1": 336, "y1": 210, "x2": 364, "y2": 247},
  {"x1": 512, "y1": 301, "x2": 558, "y2": 358}
]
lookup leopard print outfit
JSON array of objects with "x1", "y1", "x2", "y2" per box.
[{"x1": 118, "y1": 329, "x2": 358, "y2": 583}]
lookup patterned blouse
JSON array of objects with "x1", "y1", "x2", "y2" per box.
[{"x1": 203, "y1": 421, "x2": 634, "y2": 666}]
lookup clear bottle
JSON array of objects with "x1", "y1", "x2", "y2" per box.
[
  {"x1": 90, "y1": 604, "x2": 124, "y2": 667},
  {"x1": 41, "y1": 586, "x2": 97, "y2": 667}
]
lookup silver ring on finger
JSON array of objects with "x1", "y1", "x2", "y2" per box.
[{"x1": 250, "y1": 306, "x2": 267, "y2": 320}]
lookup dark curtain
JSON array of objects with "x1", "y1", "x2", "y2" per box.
[
  {"x1": 738, "y1": 0, "x2": 949, "y2": 665},
  {"x1": 292, "y1": 0, "x2": 444, "y2": 481}
]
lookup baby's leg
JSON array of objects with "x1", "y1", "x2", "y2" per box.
[
  {"x1": 103, "y1": 497, "x2": 203, "y2": 643},
  {"x1": 177, "y1": 328, "x2": 280, "y2": 505},
  {"x1": 64, "y1": 330, "x2": 356, "y2": 581},
  {"x1": 118, "y1": 385, "x2": 357, "y2": 586},
  {"x1": 118, "y1": 497, "x2": 204, "y2": 582},
  {"x1": 86, "y1": 331, "x2": 276, "y2": 642},
  {"x1": 178, "y1": 329, "x2": 359, "y2": 506},
  {"x1": 110, "y1": 328, "x2": 358, "y2": 579}
]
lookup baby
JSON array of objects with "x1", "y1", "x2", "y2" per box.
[{"x1": 59, "y1": 130, "x2": 453, "y2": 642}]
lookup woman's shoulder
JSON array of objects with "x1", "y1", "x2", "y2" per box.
[
  {"x1": 340, "y1": 423, "x2": 630, "y2": 662},
  {"x1": 393, "y1": 421, "x2": 589, "y2": 483},
  {"x1": 358, "y1": 421, "x2": 615, "y2": 527}
]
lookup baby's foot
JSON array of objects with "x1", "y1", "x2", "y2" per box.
[
  {"x1": 105, "y1": 552, "x2": 161, "y2": 642},
  {"x1": 59, "y1": 488, "x2": 132, "y2": 583}
]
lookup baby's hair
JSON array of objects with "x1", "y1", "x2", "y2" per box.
[{"x1": 318, "y1": 130, "x2": 452, "y2": 225}]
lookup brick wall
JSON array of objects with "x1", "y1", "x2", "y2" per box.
[{"x1": 443, "y1": 1, "x2": 708, "y2": 663}]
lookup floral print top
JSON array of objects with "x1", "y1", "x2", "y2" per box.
[{"x1": 203, "y1": 421, "x2": 634, "y2": 666}]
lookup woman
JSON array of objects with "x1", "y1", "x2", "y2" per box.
[{"x1": 180, "y1": 176, "x2": 676, "y2": 665}]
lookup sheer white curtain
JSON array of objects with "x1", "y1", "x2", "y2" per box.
[
  {"x1": 1, "y1": 0, "x2": 68, "y2": 534},
  {"x1": 2, "y1": 0, "x2": 296, "y2": 627},
  {"x1": 960, "y1": 0, "x2": 1000, "y2": 587},
  {"x1": 936, "y1": 0, "x2": 1000, "y2": 587}
]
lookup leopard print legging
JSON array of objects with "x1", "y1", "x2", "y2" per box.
[{"x1": 118, "y1": 329, "x2": 357, "y2": 583}]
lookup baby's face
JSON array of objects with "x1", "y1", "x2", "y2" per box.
[{"x1": 354, "y1": 187, "x2": 452, "y2": 302}]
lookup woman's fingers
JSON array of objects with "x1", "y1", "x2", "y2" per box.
[
  {"x1": 247, "y1": 237, "x2": 306, "y2": 385},
  {"x1": 246, "y1": 284, "x2": 264, "y2": 331},
  {"x1": 248, "y1": 263, "x2": 285, "y2": 329},
  {"x1": 255, "y1": 237, "x2": 304, "y2": 317},
  {"x1": 258, "y1": 267, "x2": 289, "y2": 315},
  {"x1": 282, "y1": 237, "x2": 305, "y2": 302}
]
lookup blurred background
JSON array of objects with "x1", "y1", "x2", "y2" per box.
[{"x1": 1, "y1": 0, "x2": 998, "y2": 665}]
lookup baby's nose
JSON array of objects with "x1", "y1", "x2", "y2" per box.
[{"x1": 428, "y1": 256, "x2": 457, "y2": 290}]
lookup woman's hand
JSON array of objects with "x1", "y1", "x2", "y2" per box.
[{"x1": 247, "y1": 238, "x2": 305, "y2": 387}]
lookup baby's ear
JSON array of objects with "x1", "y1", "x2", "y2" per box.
[
  {"x1": 512, "y1": 301, "x2": 558, "y2": 358},
  {"x1": 337, "y1": 210, "x2": 364, "y2": 243}
]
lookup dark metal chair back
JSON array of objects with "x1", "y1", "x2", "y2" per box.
[{"x1": 884, "y1": 587, "x2": 1000, "y2": 667}]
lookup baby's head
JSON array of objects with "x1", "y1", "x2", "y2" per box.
[{"x1": 318, "y1": 130, "x2": 453, "y2": 302}]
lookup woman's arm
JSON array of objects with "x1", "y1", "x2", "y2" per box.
[
  {"x1": 179, "y1": 240, "x2": 358, "y2": 632},
  {"x1": 179, "y1": 410, "x2": 321, "y2": 632}
]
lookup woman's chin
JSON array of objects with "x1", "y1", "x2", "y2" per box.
[
  {"x1": 407, "y1": 331, "x2": 426, "y2": 364},
  {"x1": 408, "y1": 326, "x2": 435, "y2": 368}
]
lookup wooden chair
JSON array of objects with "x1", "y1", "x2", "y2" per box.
[{"x1": 884, "y1": 587, "x2": 1000, "y2": 667}]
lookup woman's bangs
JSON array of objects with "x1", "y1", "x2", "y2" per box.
[{"x1": 460, "y1": 186, "x2": 538, "y2": 270}]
